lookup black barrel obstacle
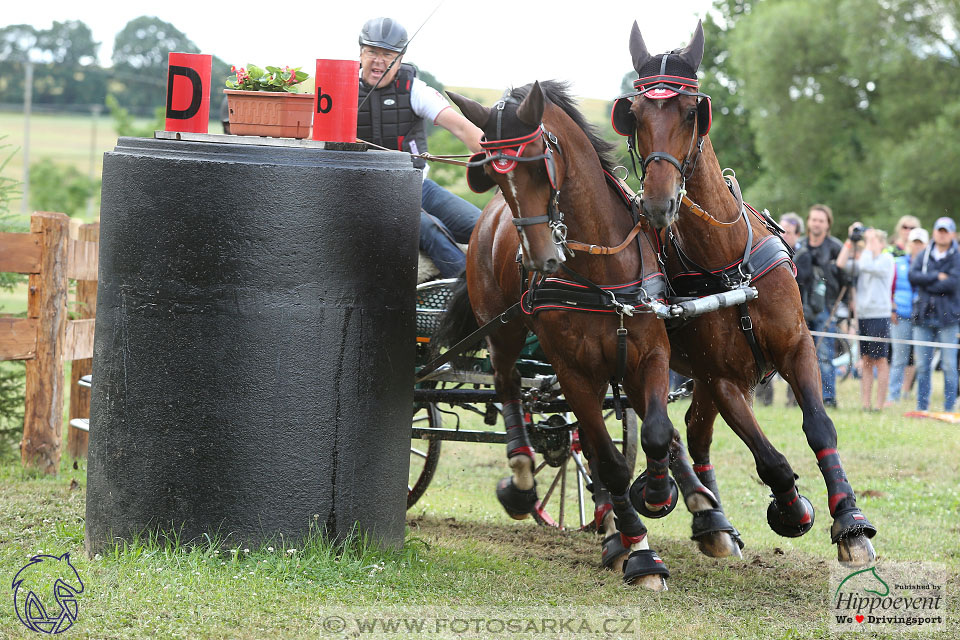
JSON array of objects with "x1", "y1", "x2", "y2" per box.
[{"x1": 85, "y1": 137, "x2": 421, "y2": 554}]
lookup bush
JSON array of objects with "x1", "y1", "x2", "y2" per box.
[
  {"x1": 28, "y1": 158, "x2": 100, "y2": 218},
  {"x1": 0, "y1": 141, "x2": 26, "y2": 458}
]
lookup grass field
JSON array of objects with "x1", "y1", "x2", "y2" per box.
[{"x1": 0, "y1": 376, "x2": 957, "y2": 639}]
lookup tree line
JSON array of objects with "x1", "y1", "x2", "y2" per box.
[
  {"x1": 2, "y1": 2, "x2": 959, "y2": 233},
  {"x1": 0, "y1": 17, "x2": 231, "y2": 115}
]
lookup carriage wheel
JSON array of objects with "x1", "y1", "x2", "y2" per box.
[
  {"x1": 408, "y1": 401, "x2": 443, "y2": 509},
  {"x1": 531, "y1": 408, "x2": 638, "y2": 530}
]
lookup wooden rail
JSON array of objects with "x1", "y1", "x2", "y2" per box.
[{"x1": 0, "y1": 212, "x2": 99, "y2": 474}]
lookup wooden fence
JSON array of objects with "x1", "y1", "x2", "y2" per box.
[{"x1": 0, "y1": 211, "x2": 98, "y2": 474}]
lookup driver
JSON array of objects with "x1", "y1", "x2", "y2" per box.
[{"x1": 357, "y1": 17, "x2": 484, "y2": 278}]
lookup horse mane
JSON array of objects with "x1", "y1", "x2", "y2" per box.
[{"x1": 507, "y1": 81, "x2": 618, "y2": 175}]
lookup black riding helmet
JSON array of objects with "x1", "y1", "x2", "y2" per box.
[{"x1": 359, "y1": 17, "x2": 409, "y2": 54}]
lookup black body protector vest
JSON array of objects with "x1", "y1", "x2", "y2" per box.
[{"x1": 357, "y1": 64, "x2": 429, "y2": 169}]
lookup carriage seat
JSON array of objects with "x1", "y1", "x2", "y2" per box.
[{"x1": 417, "y1": 244, "x2": 468, "y2": 284}]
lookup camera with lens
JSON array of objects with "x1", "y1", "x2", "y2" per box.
[{"x1": 849, "y1": 223, "x2": 865, "y2": 243}]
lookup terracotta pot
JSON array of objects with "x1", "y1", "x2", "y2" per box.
[{"x1": 224, "y1": 89, "x2": 314, "y2": 139}]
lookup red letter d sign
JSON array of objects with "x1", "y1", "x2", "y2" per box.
[
  {"x1": 165, "y1": 52, "x2": 212, "y2": 133},
  {"x1": 312, "y1": 60, "x2": 359, "y2": 143}
]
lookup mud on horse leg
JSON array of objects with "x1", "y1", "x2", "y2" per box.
[{"x1": 495, "y1": 400, "x2": 539, "y2": 519}]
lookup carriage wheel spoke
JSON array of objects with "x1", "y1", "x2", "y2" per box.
[
  {"x1": 559, "y1": 458, "x2": 567, "y2": 528},
  {"x1": 533, "y1": 460, "x2": 549, "y2": 476},
  {"x1": 411, "y1": 447, "x2": 428, "y2": 459},
  {"x1": 539, "y1": 464, "x2": 564, "y2": 511}
]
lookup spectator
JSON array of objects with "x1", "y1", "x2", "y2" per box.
[
  {"x1": 909, "y1": 217, "x2": 960, "y2": 412},
  {"x1": 356, "y1": 17, "x2": 483, "y2": 278},
  {"x1": 794, "y1": 204, "x2": 847, "y2": 407},
  {"x1": 838, "y1": 226, "x2": 895, "y2": 410},
  {"x1": 888, "y1": 227, "x2": 928, "y2": 403},
  {"x1": 888, "y1": 215, "x2": 921, "y2": 257},
  {"x1": 779, "y1": 212, "x2": 804, "y2": 251}
]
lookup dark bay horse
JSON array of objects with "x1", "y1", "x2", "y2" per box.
[
  {"x1": 613, "y1": 21, "x2": 877, "y2": 566},
  {"x1": 437, "y1": 81, "x2": 708, "y2": 589}
]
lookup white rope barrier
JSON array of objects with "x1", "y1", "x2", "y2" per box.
[{"x1": 808, "y1": 330, "x2": 960, "y2": 350}]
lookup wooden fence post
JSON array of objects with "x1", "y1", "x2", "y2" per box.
[
  {"x1": 67, "y1": 222, "x2": 99, "y2": 459},
  {"x1": 21, "y1": 212, "x2": 69, "y2": 474}
]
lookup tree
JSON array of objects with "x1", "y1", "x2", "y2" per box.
[
  {"x1": 35, "y1": 20, "x2": 98, "y2": 66},
  {"x1": 729, "y1": 0, "x2": 960, "y2": 229},
  {"x1": 111, "y1": 16, "x2": 198, "y2": 113}
]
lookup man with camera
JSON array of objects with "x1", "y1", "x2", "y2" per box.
[
  {"x1": 794, "y1": 204, "x2": 846, "y2": 407},
  {"x1": 909, "y1": 217, "x2": 960, "y2": 412},
  {"x1": 837, "y1": 224, "x2": 895, "y2": 410}
]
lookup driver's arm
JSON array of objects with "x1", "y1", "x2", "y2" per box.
[{"x1": 435, "y1": 107, "x2": 483, "y2": 154}]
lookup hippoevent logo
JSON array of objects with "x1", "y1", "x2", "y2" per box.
[
  {"x1": 11, "y1": 553, "x2": 84, "y2": 634},
  {"x1": 830, "y1": 562, "x2": 946, "y2": 633}
]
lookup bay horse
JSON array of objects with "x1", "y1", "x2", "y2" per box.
[
  {"x1": 611, "y1": 21, "x2": 877, "y2": 566},
  {"x1": 436, "y1": 81, "x2": 715, "y2": 589}
]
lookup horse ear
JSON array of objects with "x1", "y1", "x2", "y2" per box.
[
  {"x1": 629, "y1": 21, "x2": 652, "y2": 74},
  {"x1": 516, "y1": 81, "x2": 545, "y2": 127},
  {"x1": 677, "y1": 20, "x2": 705, "y2": 73},
  {"x1": 446, "y1": 91, "x2": 491, "y2": 129}
]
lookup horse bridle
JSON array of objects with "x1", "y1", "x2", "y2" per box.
[
  {"x1": 619, "y1": 67, "x2": 711, "y2": 216},
  {"x1": 467, "y1": 99, "x2": 567, "y2": 247}
]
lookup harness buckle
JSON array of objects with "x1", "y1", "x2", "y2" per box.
[
  {"x1": 617, "y1": 327, "x2": 628, "y2": 336},
  {"x1": 740, "y1": 314, "x2": 753, "y2": 331}
]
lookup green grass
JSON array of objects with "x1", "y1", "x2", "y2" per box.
[{"x1": 0, "y1": 375, "x2": 957, "y2": 639}]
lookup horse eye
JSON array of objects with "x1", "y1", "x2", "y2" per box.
[{"x1": 686, "y1": 108, "x2": 697, "y2": 122}]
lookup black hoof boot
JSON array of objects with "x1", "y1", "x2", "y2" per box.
[
  {"x1": 601, "y1": 533, "x2": 629, "y2": 570},
  {"x1": 629, "y1": 471, "x2": 679, "y2": 519},
  {"x1": 496, "y1": 477, "x2": 537, "y2": 520},
  {"x1": 622, "y1": 549, "x2": 669, "y2": 589},
  {"x1": 691, "y1": 508, "x2": 745, "y2": 550},
  {"x1": 830, "y1": 506, "x2": 877, "y2": 543},
  {"x1": 766, "y1": 494, "x2": 815, "y2": 538}
]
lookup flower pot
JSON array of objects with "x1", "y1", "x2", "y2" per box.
[{"x1": 224, "y1": 89, "x2": 314, "y2": 139}]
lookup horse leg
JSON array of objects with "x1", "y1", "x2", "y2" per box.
[
  {"x1": 562, "y1": 374, "x2": 668, "y2": 591},
  {"x1": 623, "y1": 359, "x2": 680, "y2": 521},
  {"x1": 780, "y1": 347, "x2": 877, "y2": 567},
  {"x1": 668, "y1": 384, "x2": 743, "y2": 558},
  {"x1": 489, "y1": 324, "x2": 539, "y2": 519},
  {"x1": 709, "y1": 378, "x2": 817, "y2": 539}
]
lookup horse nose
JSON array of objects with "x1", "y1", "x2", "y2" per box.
[{"x1": 543, "y1": 257, "x2": 560, "y2": 274}]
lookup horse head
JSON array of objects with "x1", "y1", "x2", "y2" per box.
[
  {"x1": 448, "y1": 82, "x2": 567, "y2": 274},
  {"x1": 615, "y1": 21, "x2": 710, "y2": 229}
]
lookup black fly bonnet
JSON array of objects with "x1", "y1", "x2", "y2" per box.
[
  {"x1": 611, "y1": 51, "x2": 711, "y2": 139},
  {"x1": 465, "y1": 98, "x2": 559, "y2": 195}
]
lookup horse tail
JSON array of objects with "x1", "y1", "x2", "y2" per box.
[{"x1": 430, "y1": 276, "x2": 480, "y2": 364}]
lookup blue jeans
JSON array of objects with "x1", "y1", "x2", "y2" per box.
[
  {"x1": 887, "y1": 317, "x2": 913, "y2": 401},
  {"x1": 420, "y1": 178, "x2": 481, "y2": 278},
  {"x1": 807, "y1": 310, "x2": 837, "y2": 403},
  {"x1": 913, "y1": 323, "x2": 959, "y2": 411}
]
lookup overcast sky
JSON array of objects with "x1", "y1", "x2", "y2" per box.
[{"x1": 6, "y1": 0, "x2": 714, "y2": 99}]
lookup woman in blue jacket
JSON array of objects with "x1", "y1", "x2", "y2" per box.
[{"x1": 888, "y1": 228, "x2": 928, "y2": 401}]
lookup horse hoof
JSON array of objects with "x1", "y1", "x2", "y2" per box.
[
  {"x1": 838, "y1": 534, "x2": 876, "y2": 568},
  {"x1": 629, "y1": 471, "x2": 679, "y2": 519},
  {"x1": 766, "y1": 495, "x2": 815, "y2": 538},
  {"x1": 690, "y1": 508, "x2": 745, "y2": 558},
  {"x1": 696, "y1": 531, "x2": 743, "y2": 559},
  {"x1": 622, "y1": 549, "x2": 669, "y2": 590},
  {"x1": 601, "y1": 533, "x2": 629, "y2": 572},
  {"x1": 496, "y1": 477, "x2": 537, "y2": 520}
]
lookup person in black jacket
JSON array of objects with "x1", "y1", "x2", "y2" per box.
[
  {"x1": 357, "y1": 17, "x2": 484, "y2": 278},
  {"x1": 793, "y1": 204, "x2": 846, "y2": 407},
  {"x1": 909, "y1": 216, "x2": 960, "y2": 412}
]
